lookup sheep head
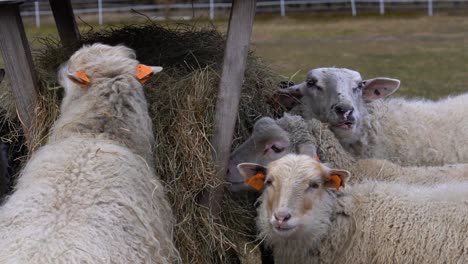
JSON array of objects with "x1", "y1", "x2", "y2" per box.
[
  {"x1": 238, "y1": 154, "x2": 350, "y2": 241},
  {"x1": 273, "y1": 68, "x2": 400, "y2": 141},
  {"x1": 58, "y1": 44, "x2": 162, "y2": 110},
  {"x1": 227, "y1": 115, "x2": 318, "y2": 193}
]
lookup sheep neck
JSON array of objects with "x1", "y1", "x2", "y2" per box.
[
  {"x1": 49, "y1": 75, "x2": 154, "y2": 163},
  {"x1": 269, "y1": 191, "x2": 356, "y2": 264},
  {"x1": 336, "y1": 101, "x2": 384, "y2": 159}
]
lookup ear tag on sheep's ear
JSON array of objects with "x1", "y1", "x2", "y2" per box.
[
  {"x1": 74, "y1": 70, "x2": 90, "y2": 88},
  {"x1": 246, "y1": 172, "x2": 265, "y2": 191},
  {"x1": 328, "y1": 175, "x2": 344, "y2": 191},
  {"x1": 136, "y1": 64, "x2": 160, "y2": 84}
]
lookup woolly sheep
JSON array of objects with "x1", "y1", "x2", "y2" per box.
[
  {"x1": 237, "y1": 154, "x2": 468, "y2": 264},
  {"x1": 0, "y1": 44, "x2": 179, "y2": 263},
  {"x1": 227, "y1": 114, "x2": 468, "y2": 192},
  {"x1": 277, "y1": 67, "x2": 468, "y2": 166}
]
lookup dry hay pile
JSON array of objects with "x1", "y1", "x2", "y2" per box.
[{"x1": 2, "y1": 23, "x2": 283, "y2": 263}]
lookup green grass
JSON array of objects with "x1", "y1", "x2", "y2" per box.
[
  {"x1": 5, "y1": 12, "x2": 468, "y2": 100},
  {"x1": 250, "y1": 13, "x2": 468, "y2": 99}
]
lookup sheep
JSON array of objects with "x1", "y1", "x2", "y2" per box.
[
  {"x1": 227, "y1": 114, "x2": 468, "y2": 192},
  {"x1": 0, "y1": 44, "x2": 179, "y2": 263},
  {"x1": 276, "y1": 67, "x2": 468, "y2": 166},
  {"x1": 237, "y1": 154, "x2": 468, "y2": 264}
]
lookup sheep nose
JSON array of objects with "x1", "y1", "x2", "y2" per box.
[
  {"x1": 274, "y1": 209, "x2": 292, "y2": 224},
  {"x1": 334, "y1": 104, "x2": 354, "y2": 119}
]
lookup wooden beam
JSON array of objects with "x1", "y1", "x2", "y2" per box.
[
  {"x1": 202, "y1": 0, "x2": 257, "y2": 216},
  {"x1": 0, "y1": 3, "x2": 39, "y2": 143},
  {"x1": 49, "y1": 0, "x2": 81, "y2": 48}
]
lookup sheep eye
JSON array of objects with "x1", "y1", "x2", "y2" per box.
[
  {"x1": 265, "y1": 179, "x2": 273, "y2": 186},
  {"x1": 307, "y1": 79, "x2": 322, "y2": 91},
  {"x1": 309, "y1": 182, "x2": 320, "y2": 189},
  {"x1": 353, "y1": 83, "x2": 363, "y2": 93},
  {"x1": 271, "y1": 145, "x2": 284, "y2": 153}
]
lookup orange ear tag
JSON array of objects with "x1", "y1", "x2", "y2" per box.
[
  {"x1": 76, "y1": 70, "x2": 90, "y2": 88},
  {"x1": 136, "y1": 64, "x2": 154, "y2": 84},
  {"x1": 245, "y1": 172, "x2": 265, "y2": 191},
  {"x1": 328, "y1": 175, "x2": 343, "y2": 191}
]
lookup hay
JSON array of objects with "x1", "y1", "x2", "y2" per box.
[{"x1": 7, "y1": 23, "x2": 282, "y2": 263}]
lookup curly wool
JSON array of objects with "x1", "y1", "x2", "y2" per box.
[
  {"x1": 341, "y1": 95, "x2": 468, "y2": 166},
  {"x1": 306, "y1": 117, "x2": 468, "y2": 185}
]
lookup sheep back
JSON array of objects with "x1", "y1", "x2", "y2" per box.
[{"x1": 0, "y1": 137, "x2": 177, "y2": 263}]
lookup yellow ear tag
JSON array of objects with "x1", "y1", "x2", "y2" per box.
[
  {"x1": 245, "y1": 172, "x2": 265, "y2": 191},
  {"x1": 76, "y1": 70, "x2": 90, "y2": 88},
  {"x1": 328, "y1": 175, "x2": 344, "y2": 191},
  {"x1": 136, "y1": 64, "x2": 154, "y2": 84}
]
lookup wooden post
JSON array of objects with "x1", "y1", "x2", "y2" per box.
[
  {"x1": 49, "y1": 0, "x2": 81, "y2": 48},
  {"x1": 428, "y1": 0, "x2": 433, "y2": 16},
  {"x1": 280, "y1": 0, "x2": 286, "y2": 17},
  {"x1": 351, "y1": 0, "x2": 357, "y2": 16},
  {"x1": 35, "y1": 1, "x2": 40, "y2": 28},
  {"x1": 0, "y1": 3, "x2": 39, "y2": 143},
  {"x1": 209, "y1": 0, "x2": 214, "y2": 20},
  {"x1": 98, "y1": 0, "x2": 103, "y2": 25},
  {"x1": 201, "y1": 0, "x2": 257, "y2": 217},
  {"x1": 379, "y1": 0, "x2": 385, "y2": 15}
]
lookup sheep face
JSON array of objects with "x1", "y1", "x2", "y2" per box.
[
  {"x1": 227, "y1": 117, "x2": 292, "y2": 192},
  {"x1": 227, "y1": 117, "x2": 317, "y2": 192},
  {"x1": 238, "y1": 155, "x2": 350, "y2": 242},
  {"x1": 278, "y1": 68, "x2": 400, "y2": 141}
]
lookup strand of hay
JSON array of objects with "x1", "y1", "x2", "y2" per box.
[{"x1": 17, "y1": 23, "x2": 282, "y2": 263}]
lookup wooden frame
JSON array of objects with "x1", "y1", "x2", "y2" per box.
[
  {"x1": 202, "y1": 0, "x2": 257, "y2": 216},
  {"x1": 0, "y1": 1, "x2": 39, "y2": 142}
]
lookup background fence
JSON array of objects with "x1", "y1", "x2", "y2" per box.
[{"x1": 20, "y1": 0, "x2": 468, "y2": 27}]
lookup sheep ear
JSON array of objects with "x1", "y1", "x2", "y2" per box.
[
  {"x1": 237, "y1": 163, "x2": 267, "y2": 191},
  {"x1": 361, "y1": 78, "x2": 400, "y2": 101},
  {"x1": 324, "y1": 169, "x2": 350, "y2": 191},
  {"x1": 268, "y1": 82, "x2": 305, "y2": 111},
  {"x1": 0, "y1": 69, "x2": 5, "y2": 84},
  {"x1": 298, "y1": 143, "x2": 320, "y2": 162},
  {"x1": 67, "y1": 70, "x2": 90, "y2": 88},
  {"x1": 136, "y1": 64, "x2": 163, "y2": 84}
]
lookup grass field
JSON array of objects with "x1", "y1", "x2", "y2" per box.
[{"x1": 6, "y1": 11, "x2": 468, "y2": 100}]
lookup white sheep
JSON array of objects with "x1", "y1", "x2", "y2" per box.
[
  {"x1": 0, "y1": 44, "x2": 179, "y2": 263},
  {"x1": 227, "y1": 114, "x2": 468, "y2": 192},
  {"x1": 277, "y1": 67, "x2": 468, "y2": 166},
  {"x1": 238, "y1": 154, "x2": 468, "y2": 263}
]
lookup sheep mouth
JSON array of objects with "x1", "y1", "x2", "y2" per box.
[
  {"x1": 333, "y1": 121, "x2": 355, "y2": 130},
  {"x1": 273, "y1": 225, "x2": 298, "y2": 236}
]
